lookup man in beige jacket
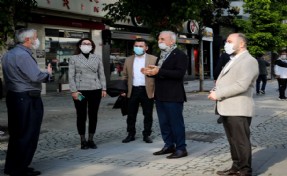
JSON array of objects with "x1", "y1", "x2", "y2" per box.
[
  {"x1": 208, "y1": 33, "x2": 259, "y2": 176},
  {"x1": 121, "y1": 38, "x2": 157, "y2": 143}
]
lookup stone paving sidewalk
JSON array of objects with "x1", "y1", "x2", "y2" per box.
[{"x1": 0, "y1": 80, "x2": 287, "y2": 176}]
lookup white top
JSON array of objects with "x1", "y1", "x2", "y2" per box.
[
  {"x1": 274, "y1": 58, "x2": 287, "y2": 78},
  {"x1": 133, "y1": 54, "x2": 146, "y2": 86}
]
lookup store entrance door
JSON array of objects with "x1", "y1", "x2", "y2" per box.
[{"x1": 45, "y1": 28, "x2": 90, "y2": 92}]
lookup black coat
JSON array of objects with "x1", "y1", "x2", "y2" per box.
[
  {"x1": 154, "y1": 48, "x2": 188, "y2": 102},
  {"x1": 106, "y1": 80, "x2": 127, "y2": 97},
  {"x1": 113, "y1": 95, "x2": 128, "y2": 116},
  {"x1": 106, "y1": 80, "x2": 128, "y2": 116},
  {"x1": 214, "y1": 53, "x2": 230, "y2": 80}
]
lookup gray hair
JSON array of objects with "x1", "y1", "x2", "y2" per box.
[
  {"x1": 15, "y1": 28, "x2": 37, "y2": 43},
  {"x1": 160, "y1": 31, "x2": 177, "y2": 42}
]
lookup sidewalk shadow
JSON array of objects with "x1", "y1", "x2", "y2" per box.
[{"x1": 252, "y1": 147, "x2": 287, "y2": 175}]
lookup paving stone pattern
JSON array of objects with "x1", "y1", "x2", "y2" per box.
[{"x1": 0, "y1": 80, "x2": 287, "y2": 176}]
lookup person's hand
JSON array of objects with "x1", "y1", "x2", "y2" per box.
[
  {"x1": 141, "y1": 67, "x2": 150, "y2": 75},
  {"x1": 72, "y1": 92, "x2": 80, "y2": 100},
  {"x1": 208, "y1": 91, "x2": 217, "y2": 101},
  {"x1": 102, "y1": 90, "x2": 107, "y2": 97},
  {"x1": 120, "y1": 92, "x2": 126, "y2": 97},
  {"x1": 148, "y1": 65, "x2": 159, "y2": 76},
  {"x1": 47, "y1": 63, "x2": 52, "y2": 74},
  {"x1": 142, "y1": 65, "x2": 159, "y2": 76}
]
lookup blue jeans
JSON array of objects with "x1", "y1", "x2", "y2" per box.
[{"x1": 155, "y1": 101, "x2": 186, "y2": 151}]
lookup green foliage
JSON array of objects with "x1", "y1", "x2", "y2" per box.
[
  {"x1": 103, "y1": 0, "x2": 236, "y2": 36},
  {"x1": 0, "y1": 0, "x2": 37, "y2": 48},
  {"x1": 235, "y1": 0, "x2": 287, "y2": 55}
]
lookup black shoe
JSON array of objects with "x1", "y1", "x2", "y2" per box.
[
  {"x1": 4, "y1": 168, "x2": 41, "y2": 176},
  {"x1": 4, "y1": 169, "x2": 41, "y2": 176},
  {"x1": 166, "y1": 149, "x2": 188, "y2": 159},
  {"x1": 216, "y1": 168, "x2": 239, "y2": 175},
  {"x1": 87, "y1": 140, "x2": 97, "y2": 149},
  {"x1": 153, "y1": 146, "x2": 175, "y2": 155},
  {"x1": 26, "y1": 170, "x2": 41, "y2": 176},
  {"x1": 122, "y1": 135, "x2": 135, "y2": 143},
  {"x1": 27, "y1": 167, "x2": 35, "y2": 172},
  {"x1": 143, "y1": 136, "x2": 153, "y2": 143},
  {"x1": 217, "y1": 116, "x2": 223, "y2": 124},
  {"x1": 81, "y1": 141, "x2": 89, "y2": 149},
  {"x1": 237, "y1": 172, "x2": 252, "y2": 176}
]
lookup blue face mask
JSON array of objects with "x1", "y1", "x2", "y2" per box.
[{"x1": 133, "y1": 47, "x2": 145, "y2": 56}]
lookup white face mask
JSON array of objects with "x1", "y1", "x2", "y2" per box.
[
  {"x1": 158, "y1": 43, "x2": 169, "y2": 50},
  {"x1": 80, "y1": 45, "x2": 92, "y2": 54},
  {"x1": 281, "y1": 55, "x2": 287, "y2": 59},
  {"x1": 31, "y1": 38, "x2": 40, "y2": 50},
  {"x1": 224, "y1": 42, "x2": 235, "y2": 55}
]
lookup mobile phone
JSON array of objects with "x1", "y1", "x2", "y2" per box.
[{"x1": 78, "y1": 93, "x2": 85, "y2": 101}]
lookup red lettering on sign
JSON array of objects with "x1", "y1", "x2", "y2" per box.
[
  {"x1": 90, "y1": 0, "x2": 99, "y2": 3},
  {"x1": 63, "y1": 0, "x2": 70, "y2": 9},
  {"x1": 94, "y1": 6, "x2": 99, "y2": 13}
]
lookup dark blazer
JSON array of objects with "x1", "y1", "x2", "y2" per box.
[
  {"x1": 154, "y1": 48, "x2": 188, "y2": 102},
  {"x1": 257, "y1": 57, "x2": 270, "y2": 75}
]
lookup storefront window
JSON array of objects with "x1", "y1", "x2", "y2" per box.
[
  {"x1": 109, "y1": 39, "x2": 133, "y2": 80},
  {"x1": 45, "y1": 28, "x2": 90, "y2": 92}
]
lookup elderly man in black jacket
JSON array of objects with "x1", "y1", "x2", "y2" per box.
[{"x1": 142, "y1": 31, "x2": 188, "y2": 159}]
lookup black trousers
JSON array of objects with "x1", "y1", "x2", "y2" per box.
[
  {"x1": 222, "y1": 116, "x2": 252, "y2": 174},
  {"x1": 278, "y1": 78, "x2": 287, "y2": 99},
  {"x1": 127, "y1": 86, "x2": 154, "y2": 136},
  {"x1": 5, "y1": 91, "x2": 43, "y2": 175},
  {"x1": 73, "y1": 89, "x2": 102, "y2": 135},
  {"x1": 256, "y1": 74, "x2": 267, "y2": 93},
  {"x1": 0, "y1": 78, "x2": 3, "y2": 99}
]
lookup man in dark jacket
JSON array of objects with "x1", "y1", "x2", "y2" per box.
[
  {"x1": 256, "y1": 54, "x2": 270, "y2": 95},
  {"x1": 142, "y1": 31, "x2": 188, "y2": 159},
  {"x1": 214, "y1": 52, "x2": 230, "y2": 81},
  {"x1": 214, "y1": 52, "x2": 230, "y2": 124}
]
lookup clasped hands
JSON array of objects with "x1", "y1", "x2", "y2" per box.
[
  {"x1": 207, "y1": 86, "x2": 217, "y2": 101},
  {"x1": 141, "y1": 65, "x2": 159, "y2": 76}
]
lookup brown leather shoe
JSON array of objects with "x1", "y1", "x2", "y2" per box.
[
  {"x1": 153, "y1": 146, "x2": 175, "y2": 155},
  {"x1": 216, "y1": 169, "x2": 239, "y2": 175},
  {"x1": 166, "y1": 149, "x2": 188, "y2": 159}
]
